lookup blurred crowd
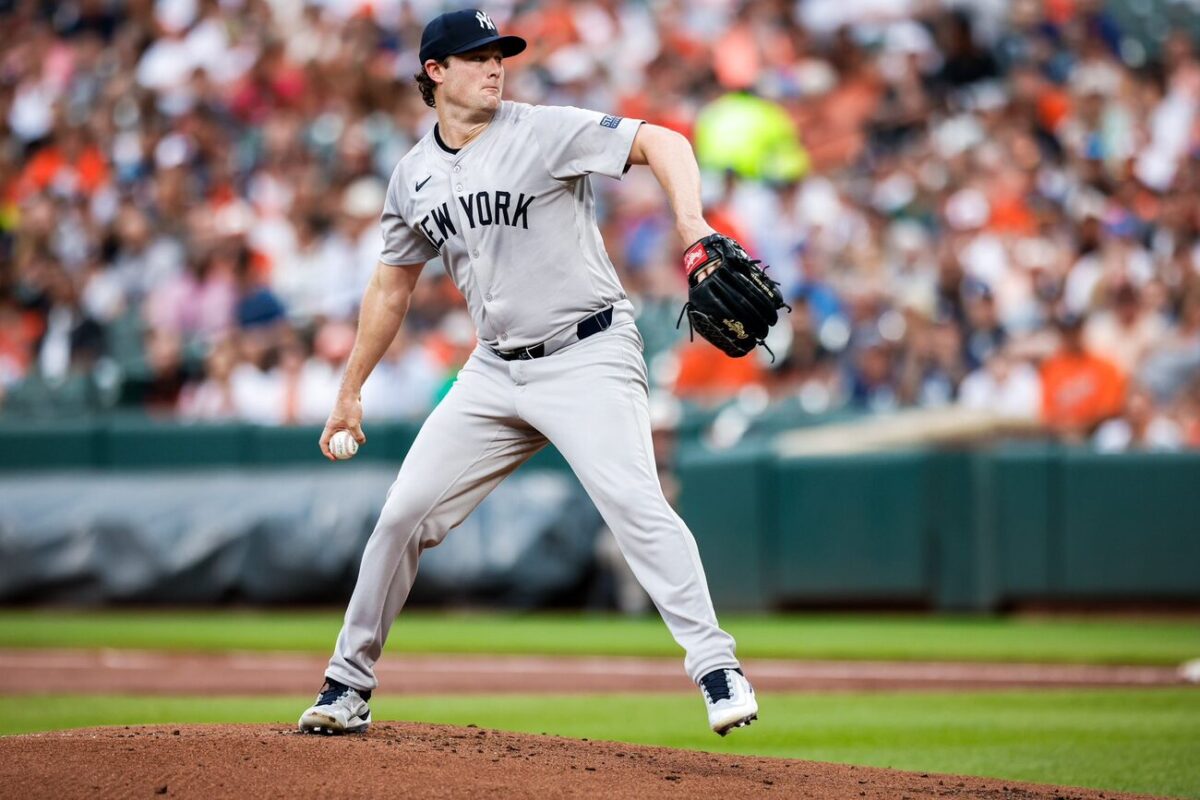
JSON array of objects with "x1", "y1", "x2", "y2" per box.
[{"x1": 3, "y1": 0, "x2": 1200, "y2": 451}]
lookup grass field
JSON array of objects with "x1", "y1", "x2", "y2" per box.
[
  {"x1": 3, "y1": 690, "x2": 1197, "y2": 798},
  {"x1": 3, "y1": 609, "x2": 1197, "y2": 796},
  {"x1": 1, "y1": 609, "x2": 1198, "y2": 665}
]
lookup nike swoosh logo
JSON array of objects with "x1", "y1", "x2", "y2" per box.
[{"x1": 415, "y1": 176, "x2": 432, "y2": 192}]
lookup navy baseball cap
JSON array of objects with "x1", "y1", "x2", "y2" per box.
[{"x1": 419, "y1": 9, "x2": 527, "y2": 64}]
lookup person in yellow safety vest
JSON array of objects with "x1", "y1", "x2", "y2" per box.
[{"x1": 694, "y1": 92, "x2": 810, "y2": 183}]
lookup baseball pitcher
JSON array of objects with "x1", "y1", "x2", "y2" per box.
[{"x1": 300, "y1": 8, "x2": 777, "y2": 738}]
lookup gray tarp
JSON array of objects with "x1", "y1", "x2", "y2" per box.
[{"x1": 0, "y1": 467, "x2": 602, "y2": 605}]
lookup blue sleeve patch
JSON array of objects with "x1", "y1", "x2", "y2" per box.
[{"x1": 600, "y1": 115, "x2": 622, "y2": 129}]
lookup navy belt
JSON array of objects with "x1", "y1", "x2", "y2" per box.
[{"x1": 491, "y1": 306, "x2": 614, "y2": 361}]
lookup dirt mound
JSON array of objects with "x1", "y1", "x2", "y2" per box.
[{"x1": 0, "y1": 723, "x2": 1159, "y2": 799}]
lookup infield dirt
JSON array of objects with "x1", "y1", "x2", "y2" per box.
[
  {"x1": 0, "y1": 723, "x2": 1166, "y2": 800},
  {"x1": 0, "y1": 648, "x2": 1185, "y2": 695}
]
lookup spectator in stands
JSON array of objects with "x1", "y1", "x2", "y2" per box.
[
  {"x1": 360, "y1": 326, "x2": 443, "y2": 421},
  {"x1": 848, "y1": 333, "x2": 899, "y2": 413},
  {"x1": 178, "y1": 335, "x2": 238, "y2": 421},
  {"x1": 1093, "y1": 384, "x2": 1183, "y2": 452},
  {"x1": 233, "y1": 242, "x2": 288, "y2": 332},
  {"x1": 145, "y1": 249, "x2": 236, "y2": 345},
  {"x1": 1137, "y1": 289, "x2": 1200, "y2": 403},
  {"x1": 767, "y1": 294, "x2": 843, "y2": 412},
  {"x1": 899, "y1": 312, "x2": 967, "y2": 408},
  {"x1": 932, "y1": 11, "x2": 999, "y2": 95},
  {"x1": 1041, "y1": 312, "x2": 1126, "y2": 439},
  {"x1": 1084, "y1": 281, "x2": 1167, "y2": 376},
  {"x1": 137, "y1": 328, "x2": 187, "y2": 415},
  {"x1": 33, "y1": 266, "x2": 105, "y2": 387},
  {"x1": 0, "y1": 0, "x2": 1197, "y2": 452},
  {"x1": 17, "y1": 121, "x2": 109, "y2": 201},
  {"x1": 270, "y1": 211, "x2": 350, "y2": 325},
  {"x1": 0, "y1": 293, "x2": 41, "y2": 390},
  {"x1": 673, "y1": 336, "x2": 767, "y2": 405},
  {"x1": 287, "y1": 321, "x2": 351, "y2": 425},
  {"x1": 425, "y1": 310, "x2": 479, "y2": 404},
  {"x1": 962, "y1": 282, "x2": 1007, "y2": 370},
  {"x1": 958, "y1": 346, "x2": 1042, "y2": 420},
  {"x1": 1175, "y1": 374, "x2": 1200, "y2": 448}
]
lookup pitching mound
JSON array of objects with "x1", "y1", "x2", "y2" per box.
[{"x1": 0, "y1": 723, "x2": 1157, "y2": 799}]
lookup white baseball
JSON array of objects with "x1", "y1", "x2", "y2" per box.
[{"x1": 330, "y1": 430, "x2": 359, "y2": 460}]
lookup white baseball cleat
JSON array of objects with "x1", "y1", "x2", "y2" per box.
[
  {"x1": 298, "y1": 678, "x2": 372, "y2": 735},
  {"x1": 699, "y1": 667, "x2": 758, "y2": 736}
]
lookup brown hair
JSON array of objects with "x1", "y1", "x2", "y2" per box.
[{"x1": 413, "y1": 62, "x2": 443, "y2": 108}]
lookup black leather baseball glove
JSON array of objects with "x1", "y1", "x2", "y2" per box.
[{"x1": 676, "y1": 233, "x2": 790, "y2": 358}]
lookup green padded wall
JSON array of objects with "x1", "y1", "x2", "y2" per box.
[
  {"x1": 1059, "y1": 452, "x2": 1200, "y2": 597},
  {"x1": 5, "y1": 418, "x2": 1200, "y2": 610},
  {"x1": 0, "y1": 422, "x2": 101, "y2": 469},
  {"x1": 98, "y1": 419, "x2": 249, "y2": 467},
  {"x1": 677, "y1": 442, "x2": 775, "y2": 610},
  {"x1": 984, "y1": 444, "x2": 1058, "y2": 604},
  {"x1": 771, "y1": 452, "x2": 930, "y2": 604},
  {"x1": 928, "y1": 451, "x2": 978, "y2": 611}
]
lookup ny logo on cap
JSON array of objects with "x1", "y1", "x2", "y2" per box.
[{"x1": 475, "y1": 11, "x2": 496, "y2": 30}]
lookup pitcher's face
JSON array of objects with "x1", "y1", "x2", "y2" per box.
[{"x1": 430, "y1": 44, "x2": 505, "y2": 113}]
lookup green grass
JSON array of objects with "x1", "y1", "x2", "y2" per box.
[
  {"x1": 0, "y1": 609, "x2": 1197, "y2": 665},
  {"x1": 2, "y1": 690, "x2": 1196, "y2": 798}
]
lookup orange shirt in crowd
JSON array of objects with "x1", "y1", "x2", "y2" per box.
[
  {"x1": 987, "y1": 190, "x2": 1037, "y2": 235},
  {"x1": 1037, "y1": 87, "x2": 1071, "y2": 131},
  {"x1": 510, "y1": 5, "x2": 579, "y2": 53},
  {"x1": 1040, "y1": 350, "x2": 1126, "y2": 431},
  {"x1": 674, "y1": 340, "x2": 764, "y2": 401},
  {"x1": 1184, "y1": 418, "x2": 1200, "y2": 448},
  {"x1": 616, "y1": 92, "x2": 692, "y2": 139},
  {"x1": 704, "y1": 206, "x2": 752, "y2": 250},
  {"x1": 795, "y1": 75, "x2": 881, "y2": 170},
  {"x1": 0, "y1": 307, "x2": 44, "y2": 376},
  {"x1": 20, "y1": 145, "x2": 109, "y2": 198},
  {"x1": 713, "y1": 23, "x2": 761, "y2": 91}
]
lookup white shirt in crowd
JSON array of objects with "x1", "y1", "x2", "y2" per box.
[
  {"x1": 1093, "y1": 417, "x2": 1183, "y2": 452},
  {"x1": 957, "y1": 359, "x2": 1041, "y2": 419}
]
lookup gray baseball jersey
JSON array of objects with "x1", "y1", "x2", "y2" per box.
[
  {"x1": 380, "y1": 101, "x2": 636, "y2": 349},
  {"x1": 324, "y1": 101, "x2": 740, "y2": 694}
]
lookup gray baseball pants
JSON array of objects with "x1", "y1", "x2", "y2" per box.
[{"x1": 324, "y1": 310, "x2": 740, "y2": 689}]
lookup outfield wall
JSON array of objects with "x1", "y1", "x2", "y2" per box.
[
  {"x1": 678, "y1": 443, "x2": 1200, "y2": 612},
  {"x1": 1, "y1": 421, "x2": 1197, "y2": 611},
  {"x1": 0, "y1": 420, "x2": 593, "y2": 605}
]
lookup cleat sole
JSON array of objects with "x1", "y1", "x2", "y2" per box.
[
  {"x1": 715, "y1": 713, "x2": 758, "y2": 737},
  {"x1": 299, "y1": 724, "x2": 368, "y2": 736},
  {"x1": 299, "y1": 711, "x2": 370, "y2": 736}
]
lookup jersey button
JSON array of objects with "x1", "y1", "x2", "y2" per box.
[
  {"x1": 455, "y1": 184, "x2": 463, "y2": 192},
  {"x1": 485, "y1": 293, "x2": 493, "y2": 301},
  {"x1": 453, "y1": 165, "x2": 461, "y2": 173},
  {"x1": 500, "y1": 332, "x2": 508, "y2": 341},
  {"x1": 473, "y1": 249, "x2": 480, "y2": 257}
]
